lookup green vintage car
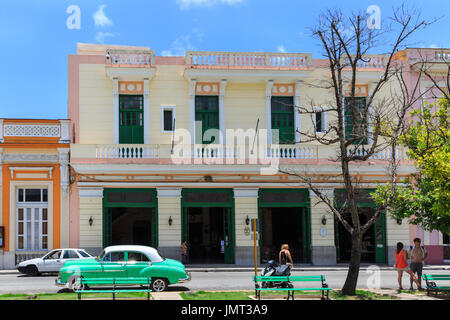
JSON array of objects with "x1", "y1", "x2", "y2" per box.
[{"x1": 55, "y1": 245, "x2": 190, "y2": 292}]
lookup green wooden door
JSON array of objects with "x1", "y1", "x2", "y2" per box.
[
  {"x1": 195, "y1": 96, "x2": 219, "y2": 144},
  {"x1": 271, "y1": 96, "x2": 295, "y2": 144},
  {"x1": 344, "y1": 97, "x2": 367, "y2": 144},
  {"x1": 223, "y1": 208, "x2": 235, "y2": 264},
  {"x1": 119, "y1": 95, "x2": 144, "y2": 144},
  {"x1": 374, "y1": 213, "x2": 387, "y2": 264}
]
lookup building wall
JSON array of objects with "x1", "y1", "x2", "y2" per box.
[{"x1": 78, "y1": 187, "x2": 103, "y2": 256}]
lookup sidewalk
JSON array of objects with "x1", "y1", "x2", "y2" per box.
[{"x1": 2, "y1": 264, "x2": 449, "y2": 275}]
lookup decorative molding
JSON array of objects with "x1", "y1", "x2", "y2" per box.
[
  {"x1": 78, "y1": 187, "x2": 104, "y2": 198},
  {"x1": 265, "y1": 80, "x2": 274, "y2": 145},
  {"x1": 113, "y1": 77, "x2": 119, "y2": 144},
  {"x1": 4, "y1": 124, "x2": 60, "y2": 137},
  {"x1": 157, "y1": 187, "x2": 182, "y2": 198},
  {"x1": 2, "y1": 154, "x2": 59, "y2": 162},
  {"x1": 119, "y1": 81, "x2": 144, "y2": 94},
  {"x1": 58, "y1": 148, "x2": 70, "y2": 196},
  {"x1": 344, "y1": 84, "x2": 369, "y2": 97},
  {"x1": 272, "y1": 83, "x2": 295, "y2": 96},
  {"x1": 58, "y1": 120, "x2": 70, "y2": 143},
  {"x1": 233, "y1": 188, "x2": 259, "y2": 198},
  {"x1": 8, "y1": 166, "x2": 54, "y2": 178},
  {"x1": 195, "y1": 82, "x2": 219, "y2": 95}
]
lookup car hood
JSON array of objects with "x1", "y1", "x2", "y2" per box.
[{"x1": 18, "y1": 258, "x2": 42, "y2": 267}]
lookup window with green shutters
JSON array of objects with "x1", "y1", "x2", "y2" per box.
[
  {"x1": 195, "y1": 96, "x2": 219, "y2": 144},
  {"x1": 119, "y1": 95, "x2": 144, "y2": 144},
  {"x1": 271, "y1": 96, "x2": 295, "y2": 144},
  {"x1": 344, "y1": 97, "x2": 368, "y2": 144}
]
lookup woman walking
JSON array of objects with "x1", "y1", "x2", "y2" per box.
[
  {"x1": 279, "y1": 244, "x2": 293, "y2": 268},
  {"x1": 394, "y1": 242, "x2": 421, "y2": 291}
]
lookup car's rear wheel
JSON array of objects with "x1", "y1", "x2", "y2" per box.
[
  {"x1": 26, "y1": 265, "x2": 40, "y2": 277},
  {"x1": 151, "y1": 278, "x2": 168, "y2": 292}
]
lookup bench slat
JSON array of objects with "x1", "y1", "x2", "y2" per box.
[
  {"x1": 76, "y1": 289, "x2": 151, "y2": 293},
  {"x1": 255, "y1": 288, "x2": 332, "y2": 291}
]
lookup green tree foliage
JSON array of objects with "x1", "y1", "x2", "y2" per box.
[{"x1": 373, "y1": 98, "x2": 450, "y2": 233}]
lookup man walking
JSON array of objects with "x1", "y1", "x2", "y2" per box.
[{"x1": 409, "y1": 238, "x2": 427, "y2": 290}]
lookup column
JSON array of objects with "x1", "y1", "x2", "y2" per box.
[
  {"x1": 112, "y1": 78, "x2": 119, "y2": 144},
  {"x1": 219, "y1": 79, "x2": 227, "y2": 145},
  {"x1": 58, "y1": 148, "x2": 70, "y2": 248},
  {"x1": 157, "y1": 188, "x2": 182, "y2": 260},
  {"x1": 143, "y1": 78, "x2": 150, "y2": 144},
  {"x1": 310, "y1": 189, "x2": 336, "y2": 265},
  {"x1": 0, "y1": 119, "x2": 4, "y2": 143},
  {"x1": 294, "y1": 81, "x2": 302, "y2": 143},
  {"x1": 189, "y1": 80, "x2": 197, "y2": 145},
  {"x1": 265, "y1": 81, "x2": 274, "y2": 145},
  {"x1": 78, "y1": 187, "x2": 104, "y2": 256},
  {"x1": 234, "y1": 188, "x2": 259, "y2": 266},
  {"x1": 58, "y1": 120, "x2": 71, "y2": 144}
]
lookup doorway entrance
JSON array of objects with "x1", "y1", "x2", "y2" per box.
[
  {"x1": 182, "y1": 189, "x2": 235, "y2": 264},
  {"x1": 334, "y1": 189, "x2": 386, "y2": 264},
  {"x1": 258, "y1": 189, "x2": 311, "y2": 264},
  {"x1": 103, "y1": 189, "x2": 158, "y2": 248}
]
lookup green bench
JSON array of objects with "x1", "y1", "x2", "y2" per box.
[
  {"x1": 422, "y1": 274, "x2": 450, "y2": 296},
  {"x1": 75, "y1": 277, "x2": 152, "y2": 300},
  {"x1": 253, "y1": 275, "x2": 332, "y2": 300}
]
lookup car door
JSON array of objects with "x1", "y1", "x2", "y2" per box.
[
  {"x1": 100, "y1": 251, "x2": 127, "y2": 279},
  {"x1": 59, "y1": 249, "x2": 81, "y2": 270},
  {"x1": 125, "y1": 251, "x2": 152, "y2": 279},
  {"x1": 41, "y1": 250, "x2": 62, "y2": 272}
]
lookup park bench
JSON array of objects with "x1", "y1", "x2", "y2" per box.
[
  {"x1": 422, "y1": 274, "x2": 450, "y2": 296},
  {"x1": 75, "y1": 277, "x2": 152, "y2": 300},
  {"x1": 253, "y1": 275, "x2": 332, "y2": 300}
]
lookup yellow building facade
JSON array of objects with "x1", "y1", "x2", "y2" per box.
[{"x1": 68, "y1": 43, "x2": 416, "y2": 266}]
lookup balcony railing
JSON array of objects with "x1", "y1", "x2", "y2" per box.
[
  {"x1": 106, "y1": 49, "x2": 155, "y2": 66},
  {"x1": 342, "y1": 54, "x2": 387, "y2": 69},
  {"x1": 435, "y1": 51, "x2": 450, "y2": 61},
  {"x1": 73, "y1": 144, "x2": 407, "y2": 162},
  {"x1": 186, "y1": 51, "x2": 312, "y2": 69},
  {"x1": 0, "y1": 119, "x2": 70, "y2": 143}
]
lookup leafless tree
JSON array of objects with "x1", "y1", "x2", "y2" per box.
[{"x1": 280, "y1": 6, "x2": 435, "y2": 295}]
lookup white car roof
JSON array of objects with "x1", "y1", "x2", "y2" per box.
[{"x1": 103, "y1": 245, "x2": 163, "y2": 262}]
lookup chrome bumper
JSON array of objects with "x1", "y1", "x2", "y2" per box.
[
  {"x1": 178, "y1": 272, "x2": 191, "y2": 283},
  {"x1": 55, "y1": 278, "x2": 66, "y2": 287}
]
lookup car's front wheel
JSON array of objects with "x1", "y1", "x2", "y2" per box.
[
  {"x1": 26, "y1": 265, "x2": 40, "y2": 277},
  {"x1": 68, "y1": 276, "x2": 87, "y2": 292},
  {"x1": 151, "y1": 278, "x2": 168, "y2": 292}
]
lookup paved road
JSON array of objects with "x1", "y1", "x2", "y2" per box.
[{"x1": 0, "y1": 270, "x2": 448, "y2": 294}]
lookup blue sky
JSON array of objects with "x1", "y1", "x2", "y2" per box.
[{"x1": 0, "y1": 0, "x2": 449, "y2": 119}]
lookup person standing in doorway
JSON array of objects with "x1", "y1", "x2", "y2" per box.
[
  {"x1": 394, "y1": 242, "x2": 421, "y2": 291},
  {"x1": 279, "y1": 244, "x2": 293, "y2": 268},
  {"x1": 181, "y1": 240, "x2": 189, "y2": 265},
  {"x1": 409, "y1": 238, "x2": 427, "y2": 290}
]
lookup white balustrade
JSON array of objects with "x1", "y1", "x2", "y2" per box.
[
  {"x1": 266, "y1": 145, "x2": 318, "y2": 159},
  {"x1": 343, "y1": 55, "x2": 386, "y2": 69},
  {"x1": 186, "y1": 52, "x2": 311, "y2": 68},
  {"x1": 435, "y1": 52, "x2": 450, "y2": 61},
  {"x1": 96, "y1": 145, "x2": 159, "y2": 159},
  {"x1": 348, "y1": 147, "x2": 405, "y2": 160},
  {"x1": 106, "y1": 49, "x2": 154, "y2": 66}
]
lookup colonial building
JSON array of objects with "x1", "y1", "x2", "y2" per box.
[
  {"x1": 395, "y1": 48, "x2": 450, "y2": 264},
  {"x1": 0, "y1": 119, "x2": 70, "y2": 269},
  {"x1": 64, "y1": 43, "x2": 428, "y2": 267}
]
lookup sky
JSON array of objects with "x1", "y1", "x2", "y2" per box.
[{"x1": 0, "y1": 0, "x2": 449, "y2": 119}]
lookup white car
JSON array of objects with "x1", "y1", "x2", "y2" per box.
[{"x1": 16, "y1": 248, "x2": 94, "y2": 276}]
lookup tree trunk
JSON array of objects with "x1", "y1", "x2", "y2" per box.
[{"x1": 341, "y1": 230, "x2": 362, "y2": 295}]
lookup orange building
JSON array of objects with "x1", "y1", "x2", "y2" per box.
[{"x1": 0, "y1": 119, "x2": 70, "y2": 269}]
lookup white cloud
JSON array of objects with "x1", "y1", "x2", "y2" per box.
[
  {"x1": 93, "y1": 5, "x2": 113, "y2": 28},
  {"x1": 162, "y1": 35, "x2": 196, "y2": 56},
  {"x1": 95, "y1": 31, "x2": 116, "y2": 44},
  {"x1": 177, "y1": 0, "x2": 244, "y2": 9},
  {"x1": 277, "y1": 45, "x2": 286, "y2": 53}
]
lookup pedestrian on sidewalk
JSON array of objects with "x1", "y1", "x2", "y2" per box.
[
  {"x1": 394, "y1": 242, "x2": 421, "y2": 291},
  {"x1": 409, "y1": 238, "x2": 427, "y2": 290},
  {"x1": 181, "y1": 240, "x2": 189, "y2": 265},
  {"x1": 279, "y1": 244, "x2": 293, "y2": 268}
]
